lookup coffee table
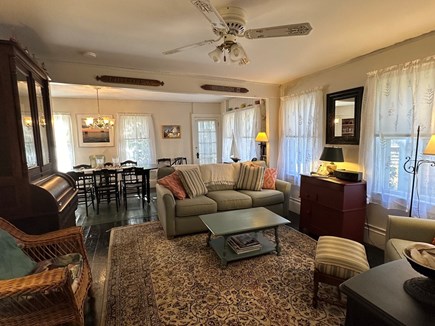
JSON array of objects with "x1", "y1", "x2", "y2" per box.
[{"x1": 199, "y1": 207, "x2": 290, "y2": 267}]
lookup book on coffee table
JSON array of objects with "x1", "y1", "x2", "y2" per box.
[{"x1": 228, "y1": 233, "x2": 262, "y2": 254}]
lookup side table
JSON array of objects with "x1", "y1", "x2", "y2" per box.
[{"x1": 340, "y1": 259, "x2": 435, "y2": 325}]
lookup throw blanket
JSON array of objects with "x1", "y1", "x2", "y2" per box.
[{"x1": 199, "y1": 163, "x2": 240, "y2": 191}]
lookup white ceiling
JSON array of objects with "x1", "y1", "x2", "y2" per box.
[{"x1": 1, "y1": 0, "x2": 435, "y2": 101}]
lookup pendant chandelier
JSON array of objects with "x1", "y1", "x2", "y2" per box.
[{"x1": 85, "y1": 87, "x2": 115, "y2": 129}]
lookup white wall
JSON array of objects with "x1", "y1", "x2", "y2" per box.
[
  {"x1": 51, "y1": 98, "x2": 221, "y2": 165},
  {"x1": 281, "y1": 31, "x2": 435, "y2": 249}
]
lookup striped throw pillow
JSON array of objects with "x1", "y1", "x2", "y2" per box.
[
  {"x1": 178, "y1": 168, "x2": 208, "y2": 198},
  {"x1": 235, "y1": 164, "x2": 265, "y2": 191}
]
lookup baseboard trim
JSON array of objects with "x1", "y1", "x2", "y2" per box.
[{"x1": 364, "y1": 223, "x2": 386, "y2": 250}]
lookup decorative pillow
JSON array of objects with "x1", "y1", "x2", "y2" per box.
[
  {"x1": 0, "y1": 229, "x2": 37, "y2": 280},
  {"x1": 34, "y1": 253, "x2": 83, "y2": 292},
  {"x1": 263, "y1": 168, "x2": 277, "y2": 189},
  {"x1": 235, "y1": 164, "x2": 265, "y2": 191},
  {"x1": 178, "y1": 168, "x2": 208, "y2": 198},
  {"x1": 157, "y1": 171, "x2": 187, "y2": 200}
]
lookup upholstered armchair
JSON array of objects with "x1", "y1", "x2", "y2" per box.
[
  {"x1": 384, "y1": 215, "x2": 435, "y2": 262},
  {"x1": 0, "y1": 218, "x2": 92, "y2": 326}
]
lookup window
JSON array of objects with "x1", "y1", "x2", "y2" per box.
[
  {"x1": 277, "y1": 88, "x2": 323, "y2": 186},
  {"x1": 118, "y1": 114, "x2": 156, "y2": 166},
  {"x1": 360, "y1": 56, "x2": 435, "y2": 217},
  {"x1": 53, "y1": 113, "x2": 75, "y2": 172},
  {"x1": 222, "y1": 106, "x2": 260, "y2": 162}
]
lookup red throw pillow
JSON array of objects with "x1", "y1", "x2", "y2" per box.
[
  {"x1": 263, "y1": 168, "x2": 277, "y2": 189},
  {"x1": 157, "y1": 171, "x2": 187, "y2": 200}
]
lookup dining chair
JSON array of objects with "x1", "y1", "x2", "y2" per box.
[
  {"x1": 92, "y1": 169, "x2": 120, "y2": 214},
  {"x1": 157, "y1": 157, "x2": 172, "y2": 167},
  {"x1": 104, "y1": 162, "x2": 114, "y2": 167},
  {"x1": 67, "y1": 171, "x2": 95, "y2": 216},
  {"x1": 73, "y1": 163, "x2": 92, "y2": 170},
  {"x1": 120, "y1": 167, "x2": 145, "y2": 209},
  {"x1": 172, "y1": 157, "x2": 187, "y2": 165},
  {"x1": 120, "y1": 160, "x2": 137, "y2": 166}
]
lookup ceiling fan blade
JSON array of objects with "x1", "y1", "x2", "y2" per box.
[
  {"x1": 162, "y1": 38, "x2": 217, "y2": 55},
  {"x1": 245, "y1": 23, "x2": 312, "y2": 39},
  {"x1": 190, "y1": 0, "x2": 229, "y2": 33}
]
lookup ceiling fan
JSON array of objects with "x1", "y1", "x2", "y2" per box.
[{"x1": 163, "y1": 0, "x2": 312, "y2": 65}]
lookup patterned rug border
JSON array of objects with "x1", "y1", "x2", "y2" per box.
[{"x1": 101, "y1": 221, "x2": 345, "y2": 325}]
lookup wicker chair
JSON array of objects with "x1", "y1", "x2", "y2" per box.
[{"x1": 0, "y1": 218, "x2": 92, "y2": 326}]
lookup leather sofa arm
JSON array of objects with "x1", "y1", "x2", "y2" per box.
[
  {"x1": 156, "y1": 184, "x2": 177, "y2": 239},
  {"x1": 385, "y1": 215, "x2": 435, "y2": 244}
]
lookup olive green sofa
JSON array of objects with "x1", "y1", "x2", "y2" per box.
[{"x1": 156, "y1": 162, "x2": 291, "y2": 239}]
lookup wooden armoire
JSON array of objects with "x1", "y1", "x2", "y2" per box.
[{"x1": 0, "y1": 39, "x2": 77, "y2": 234}]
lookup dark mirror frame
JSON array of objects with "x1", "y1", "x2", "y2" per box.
[{"x1": 326, "y1": 86, "x2": 364, "y2": 145}]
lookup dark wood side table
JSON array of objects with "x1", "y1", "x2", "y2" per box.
[{"x1": 340, "y1": 259, "x2": 435, "y2": 325}]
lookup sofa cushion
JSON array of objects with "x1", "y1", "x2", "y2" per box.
[
  {"x1": 239, "y1": 189, "x2": 284, "y2": 207},
  {"x1": 157, "y1": 171, "x2": 187, "y2": 200},
  {"x1": 0, "y1": 229, "x2": 37, "y2": 280},
  {"x1": 175, "y1": 195, "x2": 217, "y2": 217},
  {"x1": 178, "y1": 168, "x2": 208, "y2": 198},
  {"x1": 206, "y1": 190, "x2": 252, "y2": 211},
  {"x1": 263, "y1": 168, "x2": 277, "y2": 189},
  {"x1": 235, "y1": 164, "x2": 265, "y2": 191}
]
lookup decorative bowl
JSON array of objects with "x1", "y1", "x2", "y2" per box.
[{"x1": 403, "y1": 243, "x2": 435, "y2": 279}]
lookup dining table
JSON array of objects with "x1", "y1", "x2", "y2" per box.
[{"x1": 72, "y1": 164, "x2": 158, "y2": 204}]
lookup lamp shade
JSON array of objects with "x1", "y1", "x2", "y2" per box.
[
  {"x1": 255, "y1": 132, "x2": 269, "y2": 142},
  {"x1": 423, "y1": 135, "x2": 435, "y2": 155},
  {"x1": 319, "y1": 147, "x2": 344, "y2": 163}
]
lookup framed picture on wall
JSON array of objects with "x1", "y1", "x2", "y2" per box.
[
  {"x1": 77, "y1": 114, "x2": 114, "y2": 147},
  {"x1": 162, "y1": 125, "x2": 181, "y2": 139}
]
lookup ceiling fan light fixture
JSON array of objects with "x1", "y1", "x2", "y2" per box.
[{"x1": 208, "y1": 47, "x2": 223, "y2": 63}]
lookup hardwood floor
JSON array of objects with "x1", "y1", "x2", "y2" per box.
[
  {"x1": 78, "y1": 191, "x2": 159, "y2": 325},
  {"x1": 79, "y1": 192, "x2": 384, "y2": 325}
]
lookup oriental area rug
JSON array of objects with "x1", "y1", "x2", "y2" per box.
[{"x1": 101, "y1": 222, "x2": 345, "y2": 325}]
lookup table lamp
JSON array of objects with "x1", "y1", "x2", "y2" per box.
[{"x1": 319, "y1": 147, "x2": 344, "y2": 175}]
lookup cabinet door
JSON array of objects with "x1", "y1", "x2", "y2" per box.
[
  {"x1": 17, "y1": 70, "x2": 37, "y2": 169},
  {"x1": 35, "y1": 81, "x2": 50, "y2": 165}
]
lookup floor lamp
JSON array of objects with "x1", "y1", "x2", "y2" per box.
[
  {"x1": 403, "y1": 126, "x2": 435, "y2": 217},
  {"x1": 255, "y1": 132, "x2": 268, "y2": 162}
]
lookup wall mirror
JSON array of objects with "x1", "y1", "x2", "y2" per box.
[{"x1": 326, "y1": 86, "x2": 364, "y2": 145}]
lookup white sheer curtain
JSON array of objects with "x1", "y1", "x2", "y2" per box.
[
  {"x1": 359, "y1": 55, "x2": 435, "y2": 218},
  {"x1": 221, "y1": 106, "x2": 260, "y2": 162},
  {"x1": 118, "y1": 114, "x2": 156, "y2": 166},
  {"x1": 53, "y1": 113, "x2": 75, "y2": 172},
  {"x1": 277, "y1": 88, "x2": 323, "y2": 186}
]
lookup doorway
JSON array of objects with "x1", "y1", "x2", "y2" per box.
[{"x1": 192, "y1": 114, "x2": 220, "y2": 164}]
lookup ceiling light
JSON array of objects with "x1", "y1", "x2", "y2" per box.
[
  {"x1": 208, "y1": 47, "x2": 223, "y2": 63},
  {"x1": 85, "y1": 87, "x2": 115, "y2": 129},
  {"x1": 229, "y1": 43, "x2": 249, "y2": 65}
]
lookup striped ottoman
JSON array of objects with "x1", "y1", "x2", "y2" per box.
[{"x1": 313, "y1": 235, "x2": 370, "y2": 307}]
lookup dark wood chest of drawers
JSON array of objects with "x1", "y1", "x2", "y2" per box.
[{"x1": 299, "y1": 175, "x2": 367, "y2": 242}]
